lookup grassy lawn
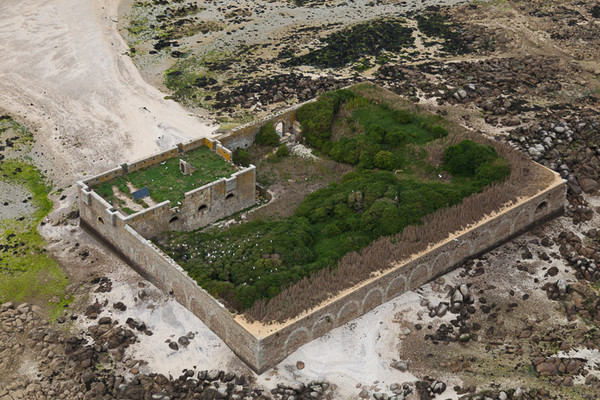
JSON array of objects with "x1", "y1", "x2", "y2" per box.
[
  {"x1": 95, "y1": 146, "x2": 236, "y2": 211},
  {"x1": 156, "y1": 88, "x2": 511, "y2": 313},
  {"x1": 0, "y1": 117, "x2": 70, "y2": 320}
]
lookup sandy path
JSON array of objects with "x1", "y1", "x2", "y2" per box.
[{"x1": 0, "y1": 0, "x2": 215, "y2": 185}]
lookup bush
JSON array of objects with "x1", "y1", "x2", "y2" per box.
[
  {"x1": 385, "y1": 131, "x2": 404, "y2": 147},
  {"x1": 393, "y1": 109, "x2": 413, "y2": 124},
  {"x1": 366, "y1": 124, "x2": 386, "y2": 143},
  {"x1": 373, "y1": 150, "x2": 395, "y2": 170},
  {"x1": 233, "y1": 148, "x2": 251, "y2": 167},
  {"x1": 322, "y1": 223, "x2": 341, "y2": 237},
  {"x1": 430, "y1": 125, "x2": 448, "y2": 138},
  {"x1": 296, "y1": 89, "x2": 355, "y2": 149},
  {"x1": 475, "y1": 158, "x2": 511, "y2": 185},
  {"x1": 443, "y1": 140, "x2": 498, "y2": 176},
  {"x1": 255, "y1": 123, "x2": 280, "y2": 146},
  {"x1": 276, "y1": 144, "x2": 290, "y2": 158}
]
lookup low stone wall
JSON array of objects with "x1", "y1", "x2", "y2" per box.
[
  {"x1": 216, "y1": 99, "x2": 313, "y2": 151},
  {"x1": 83, "y1": 137, "x2": 231, "y2": 187},
  {"x1": 122, "y1": 166, "x2": 256, "y2": 238},
  {"x1": 81, "y1": 136, "x2": 253, "y2": 238},
  {"x1": 254, "y1": 176, "x2": 566, "y2": 372}
]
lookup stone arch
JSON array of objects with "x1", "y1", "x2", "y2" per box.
[
  {"x1": 225, "y1": 193, "x2": 235, "y2": 200},
  {"x1": 198, "y1": 204, "x2": 208, "y2": 212},
  {"x1": 336, "y1": 301, "x2": 360, "y2": 322},
  {"x1": 431, "y1": 252, "x2": 450, "y2": 277},
  {"x1": 495, "y1": 219, "x2": 512, "y2": 239},
  {"x1": 408, "y1": 263, "x2": 429, "y2": 290},
  {"x1": 514, "y1": 209, "x2": 532, "y2": 232},
  {"x1": 362, "y1": 288, "x2": 384, "y2": 313},
  {"x1": 455, "y1": 240, "x2": 472, "y2": 264},
  {"x1": 385, "y1": 276, "x2": 407, "y2": 300},
  {"x1": 275, "y1": 121, "x2": 285, "y2": 137},
  {"x1": 171, "y1": 283, "x2": 190, "y2": 308},
  {"x1": 169, "y1": 216, "x2": 179, "y2": 223},
  {"x1": 97, "y1": 216, "x2": 105, "y2": 224},
  {"x1": 535, "y1": 201, "x2": 548, "y2": 214},
  {"x1": 472, "y1": 228, "x2": 493, "y2": 252},
  {"x1": 284, "y1": 327, "x2": 310, "y2": 355},
  {"x1": 312, "y1": 314, "x2": 335, "y2": 339}
]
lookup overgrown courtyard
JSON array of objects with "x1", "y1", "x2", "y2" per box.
[{"x1": 155, "y1": 86, "x2": 514, "y2": 315}]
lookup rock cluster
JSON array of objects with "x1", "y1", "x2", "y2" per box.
[
  {"x1": 269, "y1": 379, "x2": 334, "y2": 400},
  {"x1": 421, "y1": 284, "x2": 479, "y2": 343},
  {"x1": 356, "y1": 382, "x2": 413, "y2": 400},
  {"x1": 0, "y1": 301, "x2": 332, "y2": 400},
  {"x1": 213, "y1": 74, "x2": 355, "y2": 112},
  {"x1": 543, "y1": 279, "x2": 568, "y2": 301},
  {"x1": 415, "y1": 378, "x2": 446, "y2": 399},
  {"x1": 532, "y1": 357, "x2": 584, "y2": 386}
]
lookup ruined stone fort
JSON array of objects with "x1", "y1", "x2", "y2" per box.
[{"x1": 78, "y1": 101, "x2": 567, "y2": 373}]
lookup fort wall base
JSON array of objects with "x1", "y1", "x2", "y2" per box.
[{"x1": 79, "y1": 147, "x2": 566, "y2": 372}]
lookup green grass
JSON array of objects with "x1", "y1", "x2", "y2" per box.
[
  {"x1": 0, "y1": 118, "x2": 70, "y2": 320},
  {"x1": 156, "y1": 89, "x2": 511, "y2": 312},
  {"x1": 95, "y1": 146, "x2": 236, "y2": 209}
]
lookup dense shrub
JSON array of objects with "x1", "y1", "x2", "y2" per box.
[
  {"x1": 475, "y1": 158, "x2": 511, "y2": 185},
  {"x1": 275, "y1": 144, "x2": 290, "y2": 158},
  {"x1": 233, "y1": 148, "x2": 251, "y2": 167},
  {"x1": 443, "y1": 140, "x2": 498, "y2": 176},
  {"x1": 255, "y1": 123, "x2": 280, "y2": 146},
  {"x1": 297, "y1": 90, "x2": 449, "y2": 172},
  {"x1": 373, "y1": 150, "x2": 395, "y2": 170},
  {"x1": 296, "y1": 89, "x2": 355, "y2": 149}
]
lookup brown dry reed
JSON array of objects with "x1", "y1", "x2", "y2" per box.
[{"x1": 244, "y1": 86, "x2": 556, "y2": 324}]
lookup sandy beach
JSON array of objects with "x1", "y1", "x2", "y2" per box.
[{"x1": 0, "y1": 0, "x2": 215, "y2": 186}]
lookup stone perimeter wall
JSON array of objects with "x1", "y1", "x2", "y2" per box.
[
  {"x1": 215, "y1": 98, "x2": 314, "y2": 151},
  {"x1": 79, "y1": 152, "x2": 566, "y2": 372},
  {"x1": 256, "y1": 177, "x2": 566, "y2": 371},
  {"x1": 78, "y1": 177, "x2": 262, "y2": 369}
]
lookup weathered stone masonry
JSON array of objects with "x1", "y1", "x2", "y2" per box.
[{"x1": 79, "y1": 112, "x2": 567, "y2": 374}]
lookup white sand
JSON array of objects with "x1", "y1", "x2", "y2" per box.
[
  {"x1": 0, "y1": 0, "x2": 215, "y2": 186},
  {"x1": 77, "y1": 278, "x2": 251, "y2": 378},
  {"x1": 83, "y1": 273, "x2": 462, "y2": 399}
]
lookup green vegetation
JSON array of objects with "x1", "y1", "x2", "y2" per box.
[
  {"x1": 0, "y1": 117, "x2": 70, "y2": 320},
  {"x1": 164, "y1": 51, "x2": 230, "y2": 107},
  {"x1": 255, "y1": 123, "x2": 280, "y2": 147},
  {"x1": 233, "y1": 148, "x2": 252, "y2": 167},
  {"x1": 158, "y1": 89, "x2": 511, "y2": 312},
  {"x1": 284, "y1": 19, "x2": 414, "y2": 68},
  {"x1": 95, "y1": 146, "x2": 236, "y2": 209},
  {"x1": 298, "y1": 89, "x2": 448, "y2": 170},
  {"x1": 275, "y1": 144, "x2": 290, "y2": 159}
]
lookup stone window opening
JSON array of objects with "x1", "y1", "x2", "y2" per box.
[
  {"x1": 198, "y1": 204, "x2": 208, "y2": 212},
  {"x1": 535, "y1": 201, "x2": 548, "y2": 214},
  {"x1": 169, "y1": 216, "x2": 179, "y2": 223},
  {"x1": 97, "y1": 216, "x2": 105, "y2": 224},
  {"x1": 275, "y1": 121, "x2": 285, "y2": 137},
  {"x1": 226, "y1": 193, "x2": 235, "y2": 200}
]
